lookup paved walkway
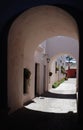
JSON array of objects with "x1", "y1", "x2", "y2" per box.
[
  {"x1": 25, "y1": 78, "x2": 77, "y2": 113},
  {"x1": 8, "y1": 78, "x2": 79, "y2": 130},
  {"x1": 49, "y1": 78, "x2": 76, "y2": 94}
]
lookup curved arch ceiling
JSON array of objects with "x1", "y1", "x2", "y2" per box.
[
  {"x1": 8, "y1": 5, "x2": 79, "y2": 50},
  {"x1": 45, "y1": 36, "x2": 79, "y2": 61}
]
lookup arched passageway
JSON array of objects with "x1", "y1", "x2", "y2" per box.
[{"x1": 7, "y1": 5, "x2": 79, "y2": 113}]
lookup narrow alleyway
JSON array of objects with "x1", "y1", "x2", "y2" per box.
[{"x1": 7, "y1": 78, "x2": 80, "y2": 130}]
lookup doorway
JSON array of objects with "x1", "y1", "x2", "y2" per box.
[
  {"x1": 35, "y1": 63, "x2": 40, "y2": 96},
  {"x1": 43, "y1": 65, "x2": 46, "y2": 93}
]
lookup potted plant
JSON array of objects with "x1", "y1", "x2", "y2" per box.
[
  {"x1": 24, "y1": 68, "x2": 31, "y2": 79},
  {"x1": 24, "y1": 68, "x2": 31, "y2": 93},
  {"x1": 49, "y1": 72, "x2": 53, "y2": 76},
  {"x1": 56, "y1": 66, "x2": 59, "y2": 71}
]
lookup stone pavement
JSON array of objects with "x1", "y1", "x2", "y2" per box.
[{"x1": 8, "y1": 78, "x2": 80, "y2": 130}]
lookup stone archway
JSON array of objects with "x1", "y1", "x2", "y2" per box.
[{"x1": 7, "y1": 5, "x2": 79, "y2": 112}]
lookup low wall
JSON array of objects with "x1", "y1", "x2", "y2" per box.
[{"x1": 66, "y1": 69, "x2": 76, "y2": 78}]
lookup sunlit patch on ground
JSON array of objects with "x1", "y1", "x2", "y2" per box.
[
  {"x1": 49, "y1": 78, "x2": 76, "y2": 94},
  {"x1": 24, "y1": 97, "x2": 77, "y2": 113}
]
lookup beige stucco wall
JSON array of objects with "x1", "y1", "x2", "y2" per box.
[
  {"x1": 48, "y1": 57, "x2": 65, "y2": 89},
  {"x1": 48, "y1": 60, "x2": 58, "y2": 89},
  {"x1": 34, "y1": 45, "x2": 47, "y2": 95},
  {"x1": 8, "y1": 5, "x2": 79, "y2": 113}
]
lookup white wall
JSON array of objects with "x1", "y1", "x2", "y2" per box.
[
  {"x1": 48, "y1": 57, "x2": 66, "y2": 89},
  {"x1": 34, "y1": 44, "x2": 47, "y2": 95}
]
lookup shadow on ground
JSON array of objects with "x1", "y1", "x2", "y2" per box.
[
  {"x1": 1, "y1": 91, "x2": 81, "y2": 130},
  {"x1": 7, "y1": 107, "x2": 80, "y2": 130}
]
